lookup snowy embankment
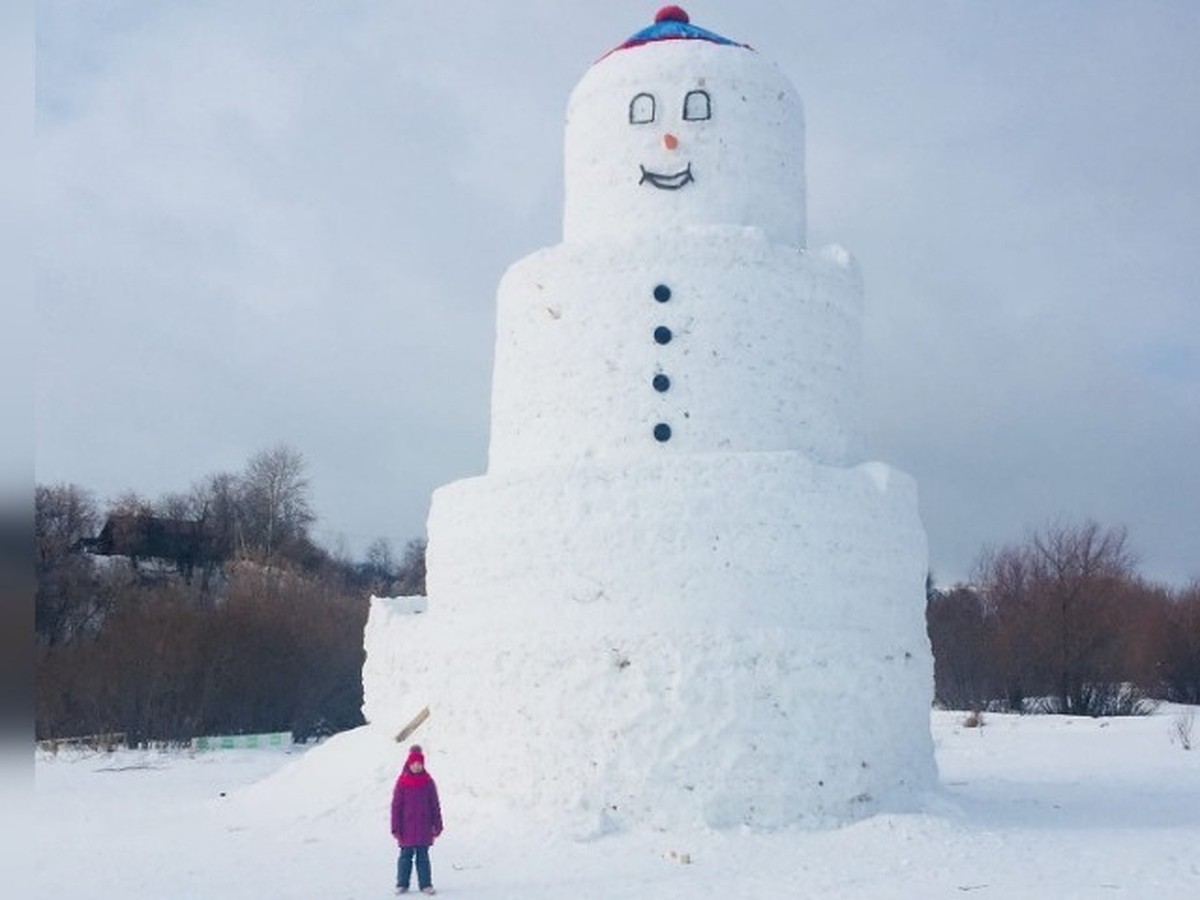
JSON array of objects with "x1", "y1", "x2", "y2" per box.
[{"x1": 32, "y1": 708, "x2": 1200, "y2": 899}]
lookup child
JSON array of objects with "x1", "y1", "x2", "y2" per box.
[{"x1": 391, "y1": 744, "x2": 443, "y2": 895}]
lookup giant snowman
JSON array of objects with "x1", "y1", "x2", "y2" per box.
[{"x1": 364, "y1": 7, "x2": 936, "y2": 831}]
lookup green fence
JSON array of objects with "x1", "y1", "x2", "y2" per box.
[{"x1": 191, "y1": 731, "x2": 293, "y2": 751}]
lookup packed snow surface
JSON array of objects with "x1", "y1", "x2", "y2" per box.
[{"x1": 31, "y1": 708, "x2": 1200, "y2": 898}]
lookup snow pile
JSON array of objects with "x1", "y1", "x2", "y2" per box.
[{"x1": 360, "y1": 8, "x2": 935, "y2": 832}]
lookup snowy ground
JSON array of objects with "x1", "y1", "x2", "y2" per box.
[{"x1": 31, "y1": 708, "x2": 1200, "y2": 899}]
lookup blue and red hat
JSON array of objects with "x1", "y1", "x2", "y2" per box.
[{"x1": 602, "y1": 6, "x2": 749, "y2": 59}]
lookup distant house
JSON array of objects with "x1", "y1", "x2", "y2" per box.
[{"x1": 80, "y1": 514, "x2": 224, "y2": 581}]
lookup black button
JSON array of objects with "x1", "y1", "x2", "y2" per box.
[
  {"x1": 653, "y1": 284, "x2": 672, "y2": 303},
  {"x1": 652, "y1": 373, "x2": 670, "y2": 392},
  {"x1": 653, "y1": 423, "x2": 672, "y2": 442},
  {"x1": 653, "y1": 326, "x2": 672, "y2": 345}
]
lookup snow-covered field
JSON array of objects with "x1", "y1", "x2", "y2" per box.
[{"x1": 32, "y1": 708, "x2": 1200, "y2": 899}]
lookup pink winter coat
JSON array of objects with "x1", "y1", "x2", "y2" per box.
[{"x1": 390, "y1": 770, "x2": 443, "y2": 847}]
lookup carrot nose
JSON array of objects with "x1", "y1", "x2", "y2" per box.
[{"x1": 663, "y1": 132, "x2": 679, "y2": 150}]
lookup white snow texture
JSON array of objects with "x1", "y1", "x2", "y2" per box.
[{"x1": 364, "y1": 13, "x2": 936, "y2": 831}]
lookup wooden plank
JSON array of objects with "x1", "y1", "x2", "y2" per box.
[{"x1": 395, "y1": 706, "x2": 430, "y2": 743}]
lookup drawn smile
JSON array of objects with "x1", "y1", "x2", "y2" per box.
[{"x1": 639, "y1": 163, "x2": 694, "y2": 190}]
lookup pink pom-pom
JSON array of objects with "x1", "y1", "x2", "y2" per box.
[{"x1": 655, "y1": 6, "x2": 689, "y2": 24}]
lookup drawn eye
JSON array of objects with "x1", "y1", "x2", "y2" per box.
[
  {"x1": 629, "y1": 93, "x2": 656, "y2": 124},
  {"x1": 683, "y1": 90, "x2": 711, "y2": 121}
]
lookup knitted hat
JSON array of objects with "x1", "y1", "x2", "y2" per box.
[
  {"x1": 603, "y1": 6, "x2": 748, "y2": 59},
  {"x1": 406, "y1": 747, "x2": 425, "y2": 769}
]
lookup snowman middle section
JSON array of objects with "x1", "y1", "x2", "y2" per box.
[{"x1": 486, "y1": 228, "x2": 866, "y2": 472}]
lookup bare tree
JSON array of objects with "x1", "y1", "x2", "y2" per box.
[
  {"x1": 35, "y1": 483, "x2": 97, "y2": 565},
  {"x1": 976, "y1": 520, "x2": 1146, "y2": 715},
  {"x1": 155, "y1": 491, "x2": 197, "y2": 520},
  {"x1": 1029, "y1": 521, "x2": 1135, "y2": 713},
  {"x1": 359, "y1": 536, "x2": 398, "y2": 593},
  {"x1": 107, "y1": 490, "x2": 154, "y2": 518},
  {"x1": 974, "y1": 542, "x2": 1044, "y2": 711},
  {"x1": 394, "y1": 538, "x2": 426, "y2": 596},
  {"x1": 926, "y1": 584, "x2": 993, "y2": 709},
  {"x1": 1161, "y1": 582, "x2": 1200, "y2": 704},
  {"x1": 35, "y1": 483, "x2": 106, "y2": 646},
  {"x1": 365, "y1": 537, "x2": 396, "y2": 576},
  {"x1": 238, "y1": 445, "x2": 314, "y2": 563},
  {"x1": 190, "y1": 470, "x2": 242, "y2": 572}
]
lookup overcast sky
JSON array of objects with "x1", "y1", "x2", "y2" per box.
[{"x1": 35, "y1": 1, "x2": 1199, "y2": 587}]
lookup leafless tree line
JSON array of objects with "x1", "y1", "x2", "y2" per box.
[
  {"x1": 36, "y1": 563, "x2": 368, "y2": 744},
  {"x1": 927, "y1": 520, "x2": 1200, "y2": 716},
  {"x1": 34, "y1": 445, "x2": 426, "y2": 743}
]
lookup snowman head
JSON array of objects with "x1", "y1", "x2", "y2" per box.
[{"x1": 563, "y1": 7, "x2": 806, "y2": 246}]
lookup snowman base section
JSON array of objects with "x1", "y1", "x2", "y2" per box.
[{"x1": 363, "y1": 452, "x2": 937, "y2": 831}]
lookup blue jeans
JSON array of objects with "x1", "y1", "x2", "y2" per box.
[{"x1": 397, "y1": 845, "x2": 432, "y2": 890}]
